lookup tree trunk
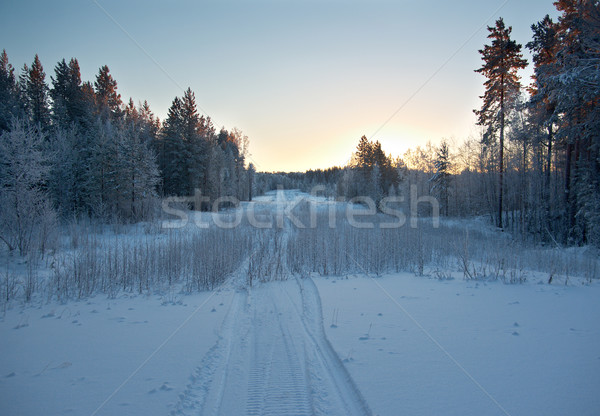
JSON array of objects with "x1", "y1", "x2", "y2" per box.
[
  {"x1": 498, "y1": 81, "x2": 505, "y2": 229},
  {"x1": 545, "y1": 124, "x2": 553, "y2": 228},
  {"x1": 522, "y1": 135, "x2": 527, "y2": 238},
  {"x1": 565, "y1": 141, "x2": 573, "y2": 240}
]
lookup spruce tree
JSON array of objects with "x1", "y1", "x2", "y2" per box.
[
  {"x1": 0, "y1": 50, "x2": 19, "y2": 132},
  {"x1": 527, "y1": 15, "x2": 560, "y2": 231},
  {"x1": 181, "y1": 88, "x2": 205, "y2": 197},
  {"x1": 160, "y1": 96, "x2": 186, "y2": 196},
  {"x1": 51, "y1": 58, "x2": 86, "y2": 128},
  {"x1": 430, "y1": 140, "x2": 452, "y2": 217},
  {"x1": 23, "y1": 55, "x2": 51, "y2": 129}
]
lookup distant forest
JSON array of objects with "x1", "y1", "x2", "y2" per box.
[{"x1": 257, "y1": 2, "x2": 600, "y2": 248}]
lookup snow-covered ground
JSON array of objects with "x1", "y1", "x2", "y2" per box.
[
  {"x1": 316, "y1": 273, "x2": 600, "y2": 416},
  {"x1": 0, "y1": 289, "x2": 233, "y2": 415},
  {"x1": 1, "y1": 190, "x2": 599, "y2": 415}
]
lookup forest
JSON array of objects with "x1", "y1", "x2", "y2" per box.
[
  {"x1": 257, "y1": 1, "x2": 600, "y2": 248},
  {"x1": 0, "y1": 54, "x2": 253, "y2": 256}
]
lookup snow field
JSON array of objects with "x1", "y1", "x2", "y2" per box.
[
  {"x1": 0, "y1": 289, "x2": 233, "y2": 415},
  {"x1": 315, "y1": 273, "x2": 600, "y2": 416}
]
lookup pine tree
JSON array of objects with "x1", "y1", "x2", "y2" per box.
[
  {"x1": 94, "y1": 65, "x2": 122, "y2": 121},
  {"x1": 474, "y1": 18, "x2": 528, "y2": 229},
  {"x1": 354, "y1": 135, "x2": 374, "y2": 172}
]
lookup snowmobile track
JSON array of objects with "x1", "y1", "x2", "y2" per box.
[{"x1": 172, "y1": 277, "x2": 371, "y2": 416}]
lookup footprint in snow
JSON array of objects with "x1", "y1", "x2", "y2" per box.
[
  {"x1": 6, "y1": 372, "x2": 16, "y2": 378},
  {"x1": 72, "y1": 376, "x2": 86, "y2": 384},
  {"x1": 211, "y1": 308, "x2": 216, "y2": 312},
  {"x1": 512, "y1": 331, "x2": 520, "y2": 336},
  {"x1": 54, "y1": 362, "x2": 72, "y2": 370},
  {"x1": 160, "y1": 382, "x2": 173, "y2": 391},
  {"x1": 513, "y1": 322, "x2": 520, "y2": 327}
]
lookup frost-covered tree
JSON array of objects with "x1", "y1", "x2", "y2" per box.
[
  {"x1": 430, "y1": 140, "x2": 452, "y2": 217},
  {"x1": 0, "y1": 120, "x2": 56, "y2": 255},
  {"x1": 116, "y1": 127, "x2": 160, "y2": 220}
]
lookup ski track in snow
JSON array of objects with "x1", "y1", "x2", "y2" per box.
[{"x1": 172, "y1": 190, "x2": 371, "y2": 416}]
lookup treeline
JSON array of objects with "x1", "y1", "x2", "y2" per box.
[
  {"x1": 260, "y1": 1, "x2": 600, "y2": 248},
  {"x1": 0, "y1": 52, "x2": 252, "y2": 255}
]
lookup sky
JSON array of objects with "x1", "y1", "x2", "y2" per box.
[{"x1": 1, "y1": 0, "x2": 560, "y2": 172}]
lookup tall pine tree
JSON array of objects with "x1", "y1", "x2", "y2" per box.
[
  {"x1": 94, "y1": 65, "x2": 122, "y2": 121},
  {"x1": 475, "y1": 18, "x2": 528, "y2": 229}
]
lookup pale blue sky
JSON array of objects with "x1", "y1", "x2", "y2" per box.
[{"x1": 1, "y1": 0, "x2": 559, "y2": 171}]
